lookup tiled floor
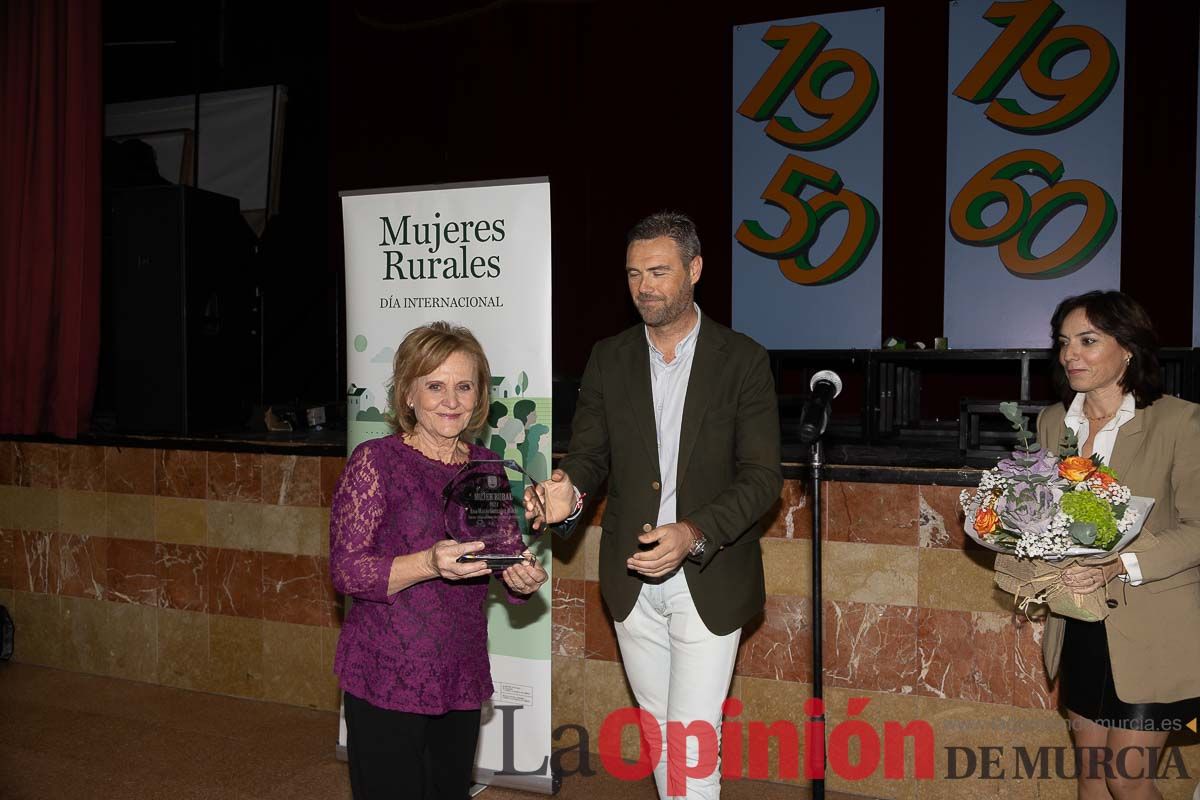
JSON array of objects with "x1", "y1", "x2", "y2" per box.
[{"x1": 0, "y1": 662, "x2": 873, "y2": 799}]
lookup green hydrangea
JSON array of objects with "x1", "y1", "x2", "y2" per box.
[{"x1": 1061, "y1": 490, "x2": 1119, "y2": 548}]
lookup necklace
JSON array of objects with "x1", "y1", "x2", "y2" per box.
[{"x1": 1083, "y1": 410, "x2": 1117, "y2": 422}]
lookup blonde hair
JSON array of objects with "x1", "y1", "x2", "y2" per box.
[{"x1": 387, "y1": 322, "x2": 492, "y2": 437}]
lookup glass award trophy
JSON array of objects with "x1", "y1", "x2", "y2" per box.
[{"x1": 443, "y1": 458, "x2": 540, "y2": 570}]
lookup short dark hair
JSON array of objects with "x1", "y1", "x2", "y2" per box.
[
  {"x1": 1049, "y1": 290, "x2": 1163, "y2": 408},
  {"x1": 627, "y1": 211, "x2": 701, "y2": 265}
]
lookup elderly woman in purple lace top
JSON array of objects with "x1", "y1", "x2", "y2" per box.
[{"x1": 330, "y1": 321, "x2": 547, "y2": 800}]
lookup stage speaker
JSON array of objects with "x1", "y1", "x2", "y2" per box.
[{"x1": 104, "y1": 185, "x2": 259, "y2": 434}]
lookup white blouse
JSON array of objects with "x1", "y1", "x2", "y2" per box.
[{"x1": 1063, "y1": 392, "x2": 1144, "y2": 584}]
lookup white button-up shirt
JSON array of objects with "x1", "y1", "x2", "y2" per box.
[{"x1": 647, "y1": 305, "x2": 701, "y2": 528}]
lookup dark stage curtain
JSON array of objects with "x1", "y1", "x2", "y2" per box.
[{"x1": 0, "y1": 0, "x2": 103, "y2": 436}]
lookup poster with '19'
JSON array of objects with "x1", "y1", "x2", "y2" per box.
[
  {"x1": 944, "y1": 0, "x2": 1125, "y2": 348},
  {"x1": 732, "y1": 7, "x2": 884, "y2": 349}
]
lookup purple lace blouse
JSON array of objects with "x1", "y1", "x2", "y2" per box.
[{"x1": 330, "y1": 435, "x2": 523, "y2": 714}]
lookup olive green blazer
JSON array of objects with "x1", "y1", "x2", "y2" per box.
[
  {"x1": 559, "y1": 315, "x2": 783, "y2": 636},
  {"x1": 1038, "y1": 395, "x2": 1200, "y2": 703}
]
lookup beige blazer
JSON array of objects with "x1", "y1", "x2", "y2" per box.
[{"x1": 1038, "y1": 395, "x2": 1200, "y2": 704}]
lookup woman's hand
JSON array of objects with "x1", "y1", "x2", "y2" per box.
[
  {"x1": 1062, "y1": 560, "x2": 1125, "y2": 595},
  {"x1": 426, "y1": 540, "x2": 492, "y2": 581},
  {"x1": 500, "y1": 551, "x2": 548, "y2": 595}
]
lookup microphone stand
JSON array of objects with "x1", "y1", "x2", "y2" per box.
[
  {"x1": 799, "y1": 369, "x2": 839, "y2": 798},
  {"x1": 809, "y1": 436, "x2": 826, "y2": 800}
]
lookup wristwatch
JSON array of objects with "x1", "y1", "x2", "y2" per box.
[{"x1": 685, "y1": 522, "x2": 706, "y2": 560}]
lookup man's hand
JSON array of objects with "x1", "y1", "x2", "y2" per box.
[
  {"x1": 627, "y1": 522, "x2": 693, "y2": 578},
  {"x1": 524, "y1": 469, "x2": 577, "y2": 529}
]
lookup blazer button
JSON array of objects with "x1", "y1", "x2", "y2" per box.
[
  {"x1": 642, "y1": 523, "x2": 653, "y2": 532},
  {"x1": 1105, "y1": 599, "x2": 1118, "y2": 609},
  {"x1": 651, "y1": 480, "x2": 661, "y2": 491}
]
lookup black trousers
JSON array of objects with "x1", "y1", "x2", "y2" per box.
[{"x1": 344, "y1": 691, "x2": 481, "y2": 800}]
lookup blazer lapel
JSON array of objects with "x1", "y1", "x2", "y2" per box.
[
  {"x1": 677, "y1": 318, "x2": 727, "y2": 487},
  {"x1": 620, "y1": 331, "x2": 661, "y2": 472},
  {"x1": 1108, "y1": 408, "x2": 1146, "y2": 477}
]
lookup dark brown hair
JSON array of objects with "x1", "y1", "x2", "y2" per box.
[
  {"x1": 627, "y1": 211, "x2": 702, "y2": 265},
  {"x1": 388, "y1": 321, "x2": 492, "y2": 436},
  {"x1": 1049, "y1": 291, "x2": 1162, "y2": 408}
]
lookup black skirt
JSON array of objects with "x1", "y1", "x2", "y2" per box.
[{"x1": 1061, "y1": 617, "x2": 1200, "y2": 729}]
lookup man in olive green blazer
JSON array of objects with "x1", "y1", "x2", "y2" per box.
[
  {"x1": 1038, "y1": 395, "x2": 1200, "y2": 705},
  {"x1": 559, "y1": 310, "x2": 783, "y2": 635},
  {"x1": 533, "y1": 212, "x2": 781, "y2": 799}
]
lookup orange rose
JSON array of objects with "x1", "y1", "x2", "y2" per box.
[
  {"x1": 973, "y1": 507, "x2": 999, "y2": 535},
  {"x1": 1058, "y1": 456, "x2": 1096, "y2": 482}
]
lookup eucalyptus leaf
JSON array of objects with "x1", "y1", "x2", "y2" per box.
[
  {"x1": 1069, "y1": 520, "x2": 1097, "y2": 545},
  {"x1": 999, "y1": 401, "x2": 1022, "y2": 425}
]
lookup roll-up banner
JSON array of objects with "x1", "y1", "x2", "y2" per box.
[
  {"x1": 945, "y1": 0, "x2": 1126, "y2": 348},
  {"x1": 732, "y1": 7, "x2": 885, "y2": 349},
  {"x1": 339, "y1": 177, "x2": 554, "y2": 793},
  {"x1": 1195, "y1": 24, "x2": 1200, "y2": 348}
]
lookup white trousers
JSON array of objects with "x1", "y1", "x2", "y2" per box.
[{"x1": 613, "y1": 570, "x2": 742, "y2": 799}]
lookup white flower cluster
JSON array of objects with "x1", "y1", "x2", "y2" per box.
[
  {"x1": 1015, "y1": 512, "x2": 1074, "y2": 559},
  {"x1": 1084, "y1": 474, "x2": 1132, "y2": 506},
  {"x1": 978, "y1": 470, "x2": 1010, "y2": 494},
  {"x1": 960, "y1": 472, "x2": 1007, "y2": 515},
  {"x1": 1116, "y1": 505, "x2": 1140, "y2": 534}
]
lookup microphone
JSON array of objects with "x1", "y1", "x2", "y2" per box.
[{"x1": 798, "y1": 370, "x2": 843, "y2": 444}]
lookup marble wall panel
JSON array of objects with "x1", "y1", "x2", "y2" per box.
[
  {"x1": 16, "y1": 531, "x2": 50, "y2": 593},
  {"x1": 762, "y1": 479, "x2": 813, "y2": 539},
  {"x1": 825, "y1": 483, "x2": 920, "y2": 547},
  {"x1": 552, "y1": 578, "x2": 586, "y2": 658},
  {"x1": 917, "y1": 608, "x2": 1014, "y2": 705},
  {"x1": 262, "y1": 455, "x2": 321, "y2": 507},
  {"x1": 105, "y1": 493, "x2": 154, "y2": 541},
  {"x1": 104, "y1": 447, "x2": 155, "y2": 495},
  {"x1": 583, "y1": 580, "x2": 619, "y2": 661},
  {"x1": 735, "y1": 595, "x2": 811, "y2": 683},
  {"x1": 918, "y1": 485, "x2": 967, "y2": 549},
  {"x1": 156, "y1": 543, "x2": 210, "y2": 613},
  {"x1": 209, "y1": 548, "x2": 263, "y2": 619},
  {"x1": 261, "y1": 553, "x2": 337, "y2": 627},
  {"x1": 207, "y1": 453, "x2": 262, "y2": 503},
  {"x1": 58, "y1": 445, "x2": 105, "y2": 492},
  {"x1": 59, "y1": 490, "x2": 107, "y2": 537},
  {"x1": 824, "y1": 601, "x2": 919, "y2": 695},
  {"x1": 50, "y1": 533, "x2": 107, "y2": 600},
  {"x1": 156, "y1": 450, "x2": 207, "y2": 499},
  {"x1": 105, "y1": 539, "x2": 158, "y2": 606}
]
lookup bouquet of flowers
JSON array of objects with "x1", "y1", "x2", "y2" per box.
[{"x1": 958, "y1": 403, "x2": 1154, "y2": 620}]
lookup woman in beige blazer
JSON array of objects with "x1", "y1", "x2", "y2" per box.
[{"x1": 1037, "y1": 291, "x2": 1200, "y2": 800}]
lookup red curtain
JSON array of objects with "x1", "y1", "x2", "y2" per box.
[{"x1": 0, "y1": 0, "x2": 103, "y2": 437}]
